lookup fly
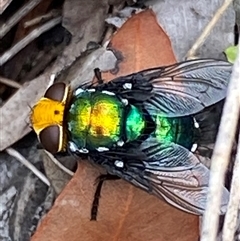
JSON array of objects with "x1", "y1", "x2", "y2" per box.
[{"x1": 30, "y1": 58, "x2": 232, "y2": 220}]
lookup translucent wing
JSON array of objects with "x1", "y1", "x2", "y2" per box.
[
  {"x1": 90, "y1": 137, "x2": 229, "y2": 215},
  {"x1": 96, "y1": 59, "x2": 232, "y2": 117}
]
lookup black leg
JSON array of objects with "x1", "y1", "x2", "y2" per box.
[
  {"x1": 90, "y1": 174, "x2": 120, "y2": 221},
  {"x1": 94, "y1": 68, "x2": 104, "y2": 84}
]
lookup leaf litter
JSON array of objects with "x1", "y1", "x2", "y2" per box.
[{"x1": 0, "y1": 0, "x2": 239, "y2": 241}]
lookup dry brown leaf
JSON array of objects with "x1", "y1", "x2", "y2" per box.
[
  {"x1": 32, "y1": 162, "x2": 198, "y2": 241},
  {"x1": 103, "y1": 10, "x2": 176, "y2": 79},
  {"x1": 31, "y1": 10, "x2": 199, "y2": 241}
]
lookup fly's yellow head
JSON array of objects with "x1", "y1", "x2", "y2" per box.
[{"x1": 30, "y1": 83, "x2": 71, "y2": 153}]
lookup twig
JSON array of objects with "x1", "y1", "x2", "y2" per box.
[
  {"x1": 0, "y1": 17, "x2": 61, "y2": 66},
  {"x1": 222, "y1": 131, "x2": 240, "y2": 241},
  {"x1": 24, "y1": 9, "x2": 62, "y2": 28},
  {"x1": 0, "y1": 0, "x2": 13, "y2": 15},
  {"x1": 0, "y1": 76, "x2": 22, "y2": 89},
  {"x1": 5, "y1": 147, "x2": 50, "y2": 186},
  {"x1": 201, "y1": 45, "x2": 240, "y2": 241},
  {"x1": 0, "y1": 0, "x2": 43, "y2": 39},
  {"x1": 186, "y1": 0, "x2": 234, "y2": 59},
  {"x1": 102, "y1": 3, "x2": 125, "y2": 45},
  {"x1": 44, "y1": 151, "x2": 74, "y2": 177},
  {"x1": 102, "y1": 26, "x2": 114, "y2": 47}
]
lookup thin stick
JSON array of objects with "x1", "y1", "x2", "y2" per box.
[
  {"x1": 44, "y1": 151, "x2": 74, "y2": 177},
  {"x1": 0, "y1": 0, "x2": 43, "y2": 39},
  {"x1": 201, "y1": 46, "x2": 240, "y2": 241},
  {"x1": 0, "y1": 17, "x2": 61, "y2": 65},
  {"x1": 222, "y1": 131, "x2": 240, "y2": 241},
  {"x1": 101, "y1": 3, "x2": 125, "y2": 45},
  {"x1": 24, "y1": 9, "x2": 62, "y2": 28},
  {"x1": 0, "y1": 0, "x2": 13, "y2": 15},
  {"x1": 0, "y1": 76, "x2": 22, "y2": 89},
  {"x1": 6, "y1": 147, "x2": 50, "y2": 186},
  {"x1": 186, "y1": 0, "x2": 233, "y2": 59}
]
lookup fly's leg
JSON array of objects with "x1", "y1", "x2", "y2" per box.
[
  {"x1": 94, "y1": 68, "x2": 104, "y2": 84},
  {"x1": 90, "y1": 174, "x2": 120, "y2": 221}
]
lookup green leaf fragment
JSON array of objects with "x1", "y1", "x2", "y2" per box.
[{"x1": 224, "y1": 45, "x2": 238, "y2": 63}]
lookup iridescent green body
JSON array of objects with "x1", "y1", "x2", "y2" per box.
[
  {"x1": 67, "y1": 89, "x2": 194, "y2": 151},
  {"x1": 68, "y1": 91, "x2": 123, "y2": 150}
]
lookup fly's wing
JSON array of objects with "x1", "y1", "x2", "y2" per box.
[
  {"x1": 91, "y1": 137, "x2": 229, "y2": 215},
  {"x1": 96, "y1": 59, "x2": 232, "y2": 117}
]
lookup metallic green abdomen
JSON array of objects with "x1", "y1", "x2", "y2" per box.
[
  {"x1": 126, "y1": 105, "x2": 145, "y2": 142},
  {"x1": 154, "y1": 115, "x2": 194, "y2": 149}
]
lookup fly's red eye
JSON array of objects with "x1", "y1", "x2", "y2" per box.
[
  {"x1": 39, "y1": 125, "x2": 60, "y2": 153},
  {"x1": 44, "y1": 83, "x2": 66, "y2": 102}
]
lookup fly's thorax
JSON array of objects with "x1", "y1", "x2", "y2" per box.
[
  {"x1": 67, "y1": 89, "x2": 126, "y2": 151},
  {"x1": 154, "y1": 115, "x2": 195, "y2": 150},
  {"x1": 67, "y1": 88, "x2": 148, "y2": 153}
]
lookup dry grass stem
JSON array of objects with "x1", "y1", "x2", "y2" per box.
[
  {"x1": 201, "y1": 45, "x2": 240, "y2": 241},
  {"x1": 0, "y1": 0, "x2": 43, "y2": 39},
  {"x1": 222, "y1": 132, "x2": 240, "y2": 241},
  {"x1": 186, "y1": 0, "x2": 233, "y2": 59},
  {"x1": 5, "y1": 147, "x2": 50, "y2": 186},
  {"x1": 24, "y1": 9, "x2": 62, "y2": 28},
  {"x1": 45, "y1": 151, "x2": 74, "y2": 177},
  {"x1": 102, "y1": 3, "x2": 125, "y2": 45},
  {"x1": 0, "y1": 76, "x2": 22, "y2": 89},
  {"x1": 0, "y1": 0, "x2": 13, "y2": 14},
  {"x1": 102, "y1": 26, "x2": 114, "y2": 46},
  {"x1": 0, "y1": 16, "x2": 61, "y2": 65}
]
